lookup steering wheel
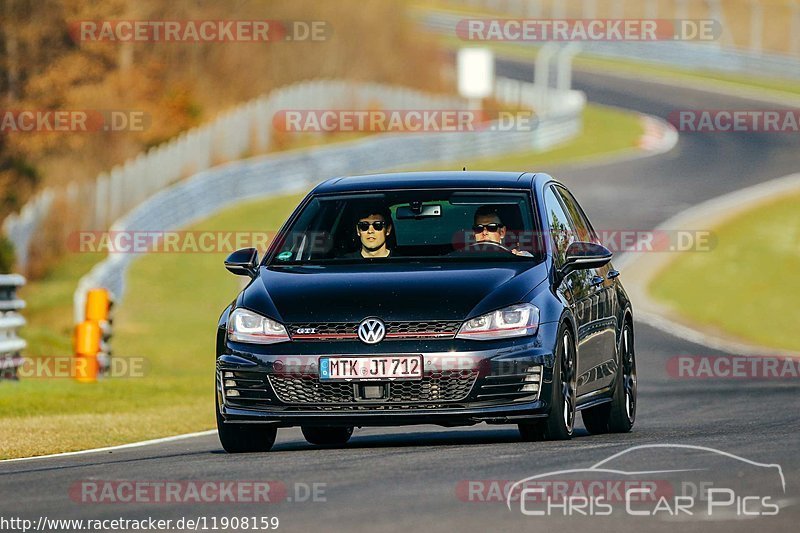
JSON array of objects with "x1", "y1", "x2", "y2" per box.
[{"x1": 466, "y1": 241, "x2": 513, "y2": 253}]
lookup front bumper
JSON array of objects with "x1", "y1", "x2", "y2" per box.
[
  {"x1": 220, "y1": 401, "x2": 549, "y2": 427},
  {"x1": 216, "y1": 323, "x2": 559, "y2": 428}
]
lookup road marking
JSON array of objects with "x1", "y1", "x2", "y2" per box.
[
  {"x1": 618, "y1": 172, "x2": 800, "y2": 358},
  {"x1": 0, "y1": 429, "x2": 216, "y2": 464}
]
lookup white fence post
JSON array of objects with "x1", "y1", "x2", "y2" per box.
[
  {"x1": 72, "y1": 79, "x2": 586, "y2": 318},
  {"x1": 644, "y1": 0, "x2": 657, "y2": 20},
  {"x1": 792, "y1": 2, "x2": 800, "y2": 56},
  {"x1": 749, "y1": 0, "x2": 763, "y2": 54},
  {"x1": 582, "y1": 0, "x2": 597, "y2": 19},
  {"x1": 534, "y1": 43, "x2": 559, "y2": 113},
  {"x1": 556, "y1": 43, "x2": 582, "y2": 92}
]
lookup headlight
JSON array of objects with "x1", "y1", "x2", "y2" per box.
[
  {"x1": 227, "y1": 308, "x2": 290, "y2": 344},
  {"x1": 456, "y1": 303, "x2": 539, "y2": 340}
]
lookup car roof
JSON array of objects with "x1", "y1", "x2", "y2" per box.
[{"x1": 311, "y1": 171, "x2": 538, "y2": 194}]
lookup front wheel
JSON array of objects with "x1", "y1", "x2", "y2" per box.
[
  {"x1": 216, "y1": 395, "x2": 277, "y2": 453},
  {"x1": 519, "y1": 325, "x2": 577, "y2": 441},
  {"x1": 301, "y1": 426, "x2": 354, "y2": 446},
  {"x1": 582, "y1": 321, "x2": 637, "y2": 434}
]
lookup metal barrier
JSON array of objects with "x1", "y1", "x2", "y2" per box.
[
  {"x1": 0, "y1": 274, "x2": 26, "y2": 380},
  {"x1": 421, "y1": 2, "x2": 800, "y2": 80},
  {"x1": 4, "y1": 78, "x2": 584, "y2": 275},
  {"x1": 2, "y1": 80, "x2": 464, "y2": 272},
  {"x1": 72, "y1": 78, "x2": 585, "y2": 322}
]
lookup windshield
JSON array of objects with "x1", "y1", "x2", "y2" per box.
[{"x1": 268, "y1": 189, "x2": 544, "y2": 265}]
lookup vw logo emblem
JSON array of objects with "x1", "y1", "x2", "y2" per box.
[{"x1": 357, "y1": 318, "x2": 386, "y2": 344}]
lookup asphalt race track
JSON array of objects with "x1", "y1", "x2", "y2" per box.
[{"x1": 1, "y1": 63, "x2": 798, "y2": 532}]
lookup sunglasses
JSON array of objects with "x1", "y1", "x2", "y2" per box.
[
  {"x1": 357, "y1": 220, "x2": 387, "y2": 231},
  {"x1": 472, "y1": 223, "x2": 504, "y2": 233}
]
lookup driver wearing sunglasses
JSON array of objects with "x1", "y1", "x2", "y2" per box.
[
  {"x1": 473, "y1": 206, "x2": 532, "y2": 256},
  {"x1": 348, "y1": 207, "x2": 393, "y2": 258}
]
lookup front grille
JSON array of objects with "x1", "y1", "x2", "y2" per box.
[
  {"x1": 287, "y1": 321, "x2": 461, "y2": 341},
  {"x1": 268, "y1": 369, "x2": 478, "y2": 404}
]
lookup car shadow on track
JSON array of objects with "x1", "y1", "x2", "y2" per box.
[{"x1": 264, "y1": 427, "x2": 593, "y2": 453}]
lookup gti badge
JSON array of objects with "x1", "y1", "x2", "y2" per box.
[
  {"x1": 295, "y1": 328, "x2": 316, "y2": 334},
  {"x1": 357, "y1": 317, "x2": 386, "y2": 344}
]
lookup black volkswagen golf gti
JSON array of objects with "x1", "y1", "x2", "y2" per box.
[{"x1": 216, "y1": 171, "x2": 637, "y2": 452}]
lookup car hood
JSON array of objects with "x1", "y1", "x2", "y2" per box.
[{"x1": 240, "y1": 262, "x2": 548, "y2": 323}]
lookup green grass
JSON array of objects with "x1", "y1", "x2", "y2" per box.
[
  {"x1": 650, "y1": 192, "x2": 800, "y2": 352},
  {"x1": 412, "y1": 103, "x2": 644, "y2": 173},
  {"x1": 0, "y1": 100, "x2": 643, "y2": 459},
  {"x1": 0, "y1": 194, "x2": 305, "y2": 459},
  {"x1": 449, "y1": 104, "x2": 643, "y2": 170}
]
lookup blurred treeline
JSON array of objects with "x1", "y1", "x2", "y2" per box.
[{"x1": 0, "y1": 0, "x2": 445, "y2": 226}]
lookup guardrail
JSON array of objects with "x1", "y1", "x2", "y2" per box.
[
  {"x1": 0, "y1": 274, "x2": 26, "y2": 380},
  {"x1": 422, "y1": 2, "x2": 800, "y2": 80},
  {"x1": 3, "y1": 80, "x2": 466, "y2": 273},
  {"x1": 72, "y1": 78, "x2": 586, "y2": 322}
]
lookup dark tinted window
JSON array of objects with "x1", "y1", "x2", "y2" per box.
[
  {"x1": 269, "y1": 190, "x2": 543, "y2": 264},
  {"x1": 543, "y1": 185, "x2": 576, "y2": 267},
  {"x1": 554, "y1": 185, "x2": 597, "y2": 243}
]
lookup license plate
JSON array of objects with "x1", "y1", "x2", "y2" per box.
[{"x1": 319, "y1": 356, "x2": 423, "y2": 381}]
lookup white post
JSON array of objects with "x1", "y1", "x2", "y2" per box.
[
  {"x1": 582, "y1": 0, "x2": 597, "y2": 19},
  {"x1": 534, "y1": 43, "x2": 558, "y2": 114},
  {"x1": 791, "y1": 1, "x2": 800, "y2": 56},
  {"x1": 552, "y1": 1, "x2": 566, "y2": 19},
  {"x1": 706, "y1": 0, "x2": 728, "y2": 47},
  {"x1": 611, "y1": 0, "x2": 624, "y2": 19},
  {"x1": 749, "y1": 0, "x2": 763, "y2": 54},
  {"x1": 526, "y1": 0, "x2": 542, "y2": 18},
  {"x1": 644, "y1": 0, "x2": 657, "y2": 20},
  {"x1": 675, "y1": 0, "x2": 689, "y2": 22},
  {"x1": 556, "y1": 43, "x2": 582, "y2": 92},
  {"x1": 94, "y1": 174, "x2": 109, "y2": 230}
]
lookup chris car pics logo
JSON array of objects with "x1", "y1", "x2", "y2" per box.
[{"x1": 505, "y1": 444, "x2": 785, "y2": 518}]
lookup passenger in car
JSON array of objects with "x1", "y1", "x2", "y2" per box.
[
  {"x1": 473, "y1": 206, "x2": 533, "y2": 256},
  {"x1": 346, "y1": 206, "x2": 394, "y2": 258}
]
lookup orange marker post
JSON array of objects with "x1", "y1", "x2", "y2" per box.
[
  {"x1": 85, "y1": 288, "x2": 111, "y2": 322},
  {"x1": 74, "y1": 320, "x2": 101, "y2": 382}
]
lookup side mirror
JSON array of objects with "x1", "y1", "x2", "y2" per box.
[
  {"x1": 560, "y1": 241, "x2": 612, "y2": 276},
  {"x1": 225, "y1": 248, "x2": 258, "y2": 277}
]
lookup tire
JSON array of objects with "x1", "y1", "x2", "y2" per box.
[
  {"x1": 581, "y1": 321, "x2": 637, "y2": 434},
  {"x1": 301, "y1": 426, "x2": 354, "y2": 446},
  {"x1": 216, "y1": 394, "x2": 277, "y2": 453},
  {"x1": 519, "y1": 324, "x2": 577, "y2": 441}
]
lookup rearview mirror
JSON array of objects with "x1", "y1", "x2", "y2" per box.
[
  {"x1": 560, "y1": 241, "x2": 612, "y2": 276},
  {"x1": 395, "y1": 204, "x2": 442, "y2": 219},
  {"x1": 225, "y1": 248, "x2": 258, "y2": 277}
]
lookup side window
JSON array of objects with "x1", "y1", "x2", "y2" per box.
[
  {"x1": 543, "y1": 186, "x2": 576, "y2": 267},
  {"x1": 555, "y1": 186, "x2": 597, "y2": 244}
]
